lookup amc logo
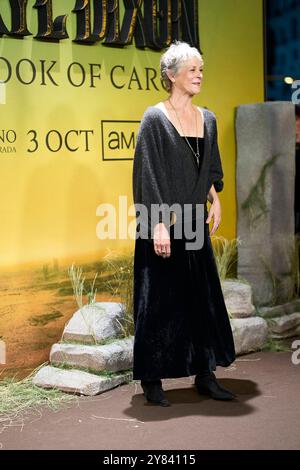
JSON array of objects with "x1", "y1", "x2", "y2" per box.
[{"x1": 101, "y1": 120, "x2": 140, "y2": 160}]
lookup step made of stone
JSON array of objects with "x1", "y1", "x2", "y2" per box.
[
  {"x1": 62, "y1": 302, "x2": 125, "y2": 344},
  {"x1": 267, "y1": 312, "x2": 300, "y2": 334},
  {"x1": 231, "y1": 317, "x2": 268, "y2": 355},
  {"x1": 50, "y1": 337, "x2": 134, "y2": 373},
  {"x1": 33, "y1": 365, "x2": 133, "y2": 396}
]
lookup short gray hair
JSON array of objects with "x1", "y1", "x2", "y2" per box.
[{"x1": 160, "y1": 40, "x2": 203, "y2": 92}]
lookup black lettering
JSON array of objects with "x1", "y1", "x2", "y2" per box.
[
  {"x1": 0, "y1": 57, "x2": 12, "y2": 83},
  {"x1": 92, "y1": 0, "x2": 108, "y2": 42},
  {"x1": 0, "y1": 0, "x2": 200, "y2": 50},
  {"x1": 108, "y1": 131, "x2": 119, "y2": 150},
  {"x1": 171, "y1": 0, "x2": 181, "y2": 42},
  {"x1": 181, "y1": 0, "x2": 201, "y2": 50},
  {"x1": 145, "y1": 67, "x2": 159, "y2": 91},
  {"x1": 16, "y1": 58, "x2": 36, "y2": 85},
  {"x1": 73, "y1": 0, "x2": 107, "y2": 44},
  {"x1": 80, "y1": 130, "x2": 94, "y2": 151},
  {"x1": 129, "y1": 0, "x2": 147, "y2": 49},
  {"x1": 27, "y1": 130, "x2": 38, "y2": 153},
  {"x1": 34, "y1": 0, "x2": 68, "y2": 41},
  {"x1": 67, "y1": 62, "x2": 86, "y2": 87},
  {"x1": 9, "y1": 0, "x2": 32, "y2": 37},
  {"x1": 121, "y1": 131, "x2": 135, "y2": 149},
  {"x1": 73, "y1": 0, "x2": 93, "y2": 43},
  {"x1": 118, "y1": 0, "x2": 144, "y2": 46},
  {"x1": 0, "y1": 12, "x2": 9, "y2": 36},
  {"x1": 40, "y1": 60, "x2": 58, "y2": 86},
  {"x1": 65, "y1": 130, "x2": 79, "y2": 152},
  {"x1": 103, "y1": 0, "x2": 121, "y2": 45},
  {"x1": 6, "y1": 130, "x2": 17, "y2": 144},
  {"x1": 144, "y1": 0, "x2": 171, "y2": 50},
  {"x1": 110, "y1": 65, "x2": 125, "y2": 89},
  {"x1": 0, "y1": 130, "x2": 17, "y2": 144},
  {"x1": 89, "y1": 63, "x2": 101, "y2": 88},
  {"x1": 128, "y1": 66, "x2": 142, "y2": 90},
  {"x1": 46, "y1": 130, "x2": 63, "y2": 152}
]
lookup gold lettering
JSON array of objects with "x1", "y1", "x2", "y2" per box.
[
  {"x1": 10, "y1": 0, "x2": 31, "y2": 36},
  {"x1": 181, "y1": 0, "x2": 201, "y2": 49},
  {"x1": 73, "y1": 0, "x2": 107, "y2": 44},
  {"x1": 0, "y1": 0, "x2": 200, "y2": 50},
  {"x1": 34, "y1": 0, "x2": 68, "y2": 41},
  {"x1": 144, "y1": 0, "x2": 172, "y2": 50},
  {"x1": 119, "y1": 0, "x2": 143, "y2": 46},
  {"x1": 171, "y1": 0, "x2": 181, "y2": 41},
  {"x1": 104, "y1": 0, "x2": 120, "y2": 44},
  {"x1": 0, "y1": 13, "x2": 9, "y2": 36}
]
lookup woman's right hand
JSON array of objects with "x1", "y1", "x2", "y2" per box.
[{"x1": 153, "y1": 223, "x2": 171, "y2": 258}]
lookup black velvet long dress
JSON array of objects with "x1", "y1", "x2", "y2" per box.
[{"x1": 132, "y1": 135, "x2": 236, "y2": 381}]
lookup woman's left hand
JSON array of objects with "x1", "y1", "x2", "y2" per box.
[{"x1": 206, "y1": 197, "x2": 221, "y2": 236}]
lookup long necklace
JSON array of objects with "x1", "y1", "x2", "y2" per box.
[{"x1": 168, "y1": 98, "x2": 201, "y2": 168}]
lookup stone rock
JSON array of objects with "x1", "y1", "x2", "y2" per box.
[
  {"x1": 271, "y1": 325, "x2": 300, "y2": 339},
  {"x1": 231, "y1": 317, "x2": 268, "y2": 355},
  {"x1": 62, "y1": 302, "x2": 125, "y2": 344},
  {"x1": 32, "y1": 365, "x2": 132, "y2": 396},
  {"x1": 50, "y1": 336, "x2": 134, "y2": 373},
  {"x1": 258, "y1": 298, "x2": 300, "y2": 318},
  {"x1": 236, "y1": 102, "x2": 296, "y2": 306},
  {"x1": 267, "y1": 312, "x2": 300, "y2": 338},
  {"x1": 221, "y1": 279, "x2": 256, "y2": 318}
]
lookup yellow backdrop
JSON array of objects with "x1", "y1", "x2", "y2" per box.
[{"x1": 0, "y1": 0, "x2": 264, "y2": 376}]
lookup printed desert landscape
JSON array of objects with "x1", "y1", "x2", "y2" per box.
[{"x1": 0, "y1": 253, "x2": 133, "y2": 379}]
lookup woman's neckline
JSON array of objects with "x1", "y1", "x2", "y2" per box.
[
  {"x1": 181, "y1": 136, "x2": 204, "y2": 138},
  {"x1": 152, "y1": 102, "x2": 206, "y2": 139}
]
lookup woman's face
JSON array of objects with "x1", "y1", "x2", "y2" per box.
[{"x1": 170, "y1": 57, "x2": 203, "y2": 95}]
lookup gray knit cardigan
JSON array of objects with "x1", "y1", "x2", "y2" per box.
[{"x1": 132, "y1": 106, "x2": 224, "y2": 236}]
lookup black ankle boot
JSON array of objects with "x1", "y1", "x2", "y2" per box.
[
  {"x1": 196, "y1": 371, "x2": 237, "y2": 397},
  {"x1": 141, "y1": 380, "x2": 171, "y2": 407},
  {"x1": 195, "y1": 372, "x2": 236, "y2": 401}
]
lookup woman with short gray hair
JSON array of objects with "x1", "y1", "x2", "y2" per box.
[{"x1": 132, "y1": 40, "x2": 236, "y2": 406}]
